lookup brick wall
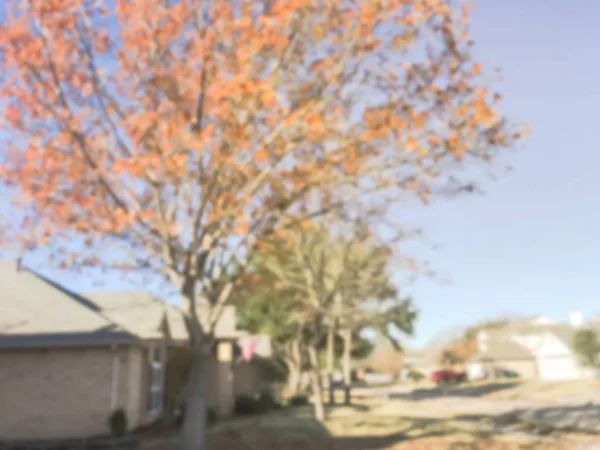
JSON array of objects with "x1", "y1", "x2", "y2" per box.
[{"x1": 0, "y1": 346, "x2": 135, "y2": 440}]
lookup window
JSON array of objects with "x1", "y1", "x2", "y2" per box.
[{"x1": 148, "y1": 346, "x2": 163, "y2": 414}]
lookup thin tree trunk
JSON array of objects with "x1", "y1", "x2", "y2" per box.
[
  {"x1": 326, "y1": 326, "x2": 335, "y2": 373},
  {"x1": 326, "y1": 326, "x2": 335, "y2": 405},
  {"x1": 308, "y1": 345, "x2": 326, "y2": 422},
  {"x1": 180, "y1": 344, "x2": 206, "y2": 450},
  {"x1": 284, "y1": 338, "x2": 303, "y2": 396},
  {"x1": 342, "y1": 328, "x2": 352, "y2": 384},
  {"x1": 284, "y1": 357, "x2": 302, "y2": 396},
  {"x1": 342, "y1": 328, "x2": 352, "y2": 405},
  {"x1": 287, "y1": 367, "x2": 301, "y2": 395}
]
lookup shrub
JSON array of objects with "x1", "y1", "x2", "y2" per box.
[
  {"x1": 257, "y1": 390, "x2": 278, "y2": 410},
  {"x1": 235, "y1": 390, "x2": 279, "y2": 415},
  {"x1": 287, "y1": 394, "x2": 309, "y2": 406},
  {"x1": 108, "y1": 408, "x2": 128, "y2": 437},
  {"x1": 407, "y1": 369, "x2": 425, "y2": 382},
  {"x1": 206, "y1": 407, "x2": 219, "y2": 426},
  {"x1": 174, "y1": 404, "x2": 219, "y2": 426},
  {"x1": 234, "y1": 394, "x2": 261, "y2": 415}
]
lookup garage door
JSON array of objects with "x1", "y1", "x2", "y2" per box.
[{"x1": 537, "y1": 356, "x2": 578, "y2": 380}]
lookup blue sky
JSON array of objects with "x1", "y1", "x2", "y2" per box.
[
  {"x1": 399, "y1": 0, "x2": 600, "y2": 346},
  {"x1": 4, "y1": 0, "x2": 600, "y2": 347}
]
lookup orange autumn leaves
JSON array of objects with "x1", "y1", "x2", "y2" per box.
[{"x1": 0, "y1": 0, "x2": 522, "y2": 266}]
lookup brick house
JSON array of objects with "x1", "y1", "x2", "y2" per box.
[{"x1": 0, "y1": 261, "x2": 267, "y2": 442}]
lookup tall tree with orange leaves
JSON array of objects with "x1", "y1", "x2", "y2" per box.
[{"x1": 0, "y1": 0, "x2": 523, "y2": 448}]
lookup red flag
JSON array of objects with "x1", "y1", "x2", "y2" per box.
[{"x1": 241, "y1": 337, "x2": 258, "y2": 362}]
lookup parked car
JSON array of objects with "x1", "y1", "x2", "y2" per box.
[{"x1": 431, "y1": 369, "x2": 465, "y2": 385}]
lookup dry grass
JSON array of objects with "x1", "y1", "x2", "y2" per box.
[
  {"x1": 138, "y1": 401, "x2": 572, "y2": 450},
  {"x1": 487, "y1": 380, "x2": 600, "y2": 402}
]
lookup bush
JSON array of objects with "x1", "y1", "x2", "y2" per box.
[
  {"x1": 407, "y1": 369, "x2": 425, "y2": 382},
  {"x1": 258, "y1": 390, "x2": 278, "y2": 410},
  {"x1": 174, "y1": 404, "x2": 219, "y2": 426},
  {"x1": 235, "y1": 390, "x2": 279, "y2": 415},
  {"x1": 108, "y1": 408, "x2": 128, "y2": 437},
  {"x1": 234, "y1": 394, "x2": 262, "y2": 415},
  {"x1": 206, "y1": 407, "x2": 219, "y2": 426},
  {"x1": 287, "y1": 394, "x2": 309, "y2": 407}
]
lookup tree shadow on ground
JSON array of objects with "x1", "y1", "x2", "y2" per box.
[
  {"x1": 454, "y1": 403, "x2": 600, "y2": 436},
  {"x1": 389, "y1": 382, "x2": 521, "y2": 401},
  {"x1": 199, "y1": 411, "x2": 567, "y2": 450},
  {"x1": 326, "y1": 402, "x2": 371, "y2": 413},
  {"x1": 137, "y1": 402, "x2": 574, "y2": 450}
]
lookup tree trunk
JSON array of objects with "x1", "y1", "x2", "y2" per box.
[
  {"x1": 342, "y1": 328, "x2": 352, "y2": 405},
  {"x1": 283, "y1": 338, "x2": 303, "y2": 396},
  {"x1": 285, "y1": 360, "x2": 302, "y2": 396},
  {"x1": 308, "y1": 345, "x2": 326, "y2": 422},
  {"x1": 326, "y1": 325, "x2": 335, "y2": 405},
  {"x1": 342, "y1": 328, "x2": 352, "y2": 384},
  {"x1": 180, "y1": 344, "x2": 207, "y2": 450}
]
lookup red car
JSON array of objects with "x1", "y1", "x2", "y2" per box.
[{"x1": 431, "y1": 370, "x2": 465, "y2": 385}]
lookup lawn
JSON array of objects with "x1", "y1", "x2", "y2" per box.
[
  {"x1": 486, "y1": 379, "x2": 600, "y2": 402},
  {"x1": 140, "y1": 399, "x2": 582, "y2": 450}
]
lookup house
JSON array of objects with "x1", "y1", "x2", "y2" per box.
[
  {"x1": 466, "y1": 315, "x2": 597, "y2": 381},
  {"x1": 0, "y1": 261, "x2": 268, "y2": 442},
  {"x1": 467, "y1": 337, "x2": 537, "y2": 380},
  {"x1": 83, "y1": 291, "x2": 246, "y2": 420}
]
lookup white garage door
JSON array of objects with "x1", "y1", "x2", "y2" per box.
[{"x1": 538, "y1": 356, "x2": 578, "y2": 380}]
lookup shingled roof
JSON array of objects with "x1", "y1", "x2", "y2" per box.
[
  {"x1": 0, "y1": 261, "x2": 138, "y2": 349},
  {"x1": 472, "y1": 338, "x2": 533, "y2": 361},
  {"x1": 84, "y1": 291, "x2": 244, "y2": 341}
]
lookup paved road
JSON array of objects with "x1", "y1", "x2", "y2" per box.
[{"x1": 353, "y1": 383, "x2": 600, "y2": 433}]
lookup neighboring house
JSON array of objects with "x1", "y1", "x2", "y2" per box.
[
  {"x1": 0, "y1": 261, "x2": 269, "y2": 442},
  {"x1": 467, "y1": 338, "x2": 536, "y2": 380},
  {"x1": 466, "y1": 315, "x2": 596, "y2": 381}
]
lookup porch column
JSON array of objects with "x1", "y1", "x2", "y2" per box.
[{"x1": 216, "y1": 341, "x2": 234, "y2": 416}]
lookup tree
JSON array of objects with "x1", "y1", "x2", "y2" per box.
[
  {"x1": 439, "y1": 316, "x2": 515, "y2": 364},
  {"x1": 364, "y1": 337, "x2": 405, "y2": 377},
  {"x1": 242, "y1": 225, "x2": 417, "y2": 415},
  {"x1": 236, "y1": 286, "x2": 375, "y2": 396},
  {"x1": 439, "y1": 349, "x2": 459, "y2": 366},
  {"x1": 463, "y1": 317, "x2": 514, "y2": 341},
  {"x1": 235, "y1": 275, "x2": 309, "y2": 396},
  {"x1": 243, "y1": 227, "x2": 365, "y2": 421},
  {"x1": 334, "y1": 235, "x2": 410, "y2": 352},
  {"x1": 0, "y1": 1, "x2": 522, "y2": 448},
  {"x1": 572, "y1": 328, "x2": 600, "y2": 368},
  {"x1": 438, "y1": 338, "x2": 478, "y2": 364}
]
